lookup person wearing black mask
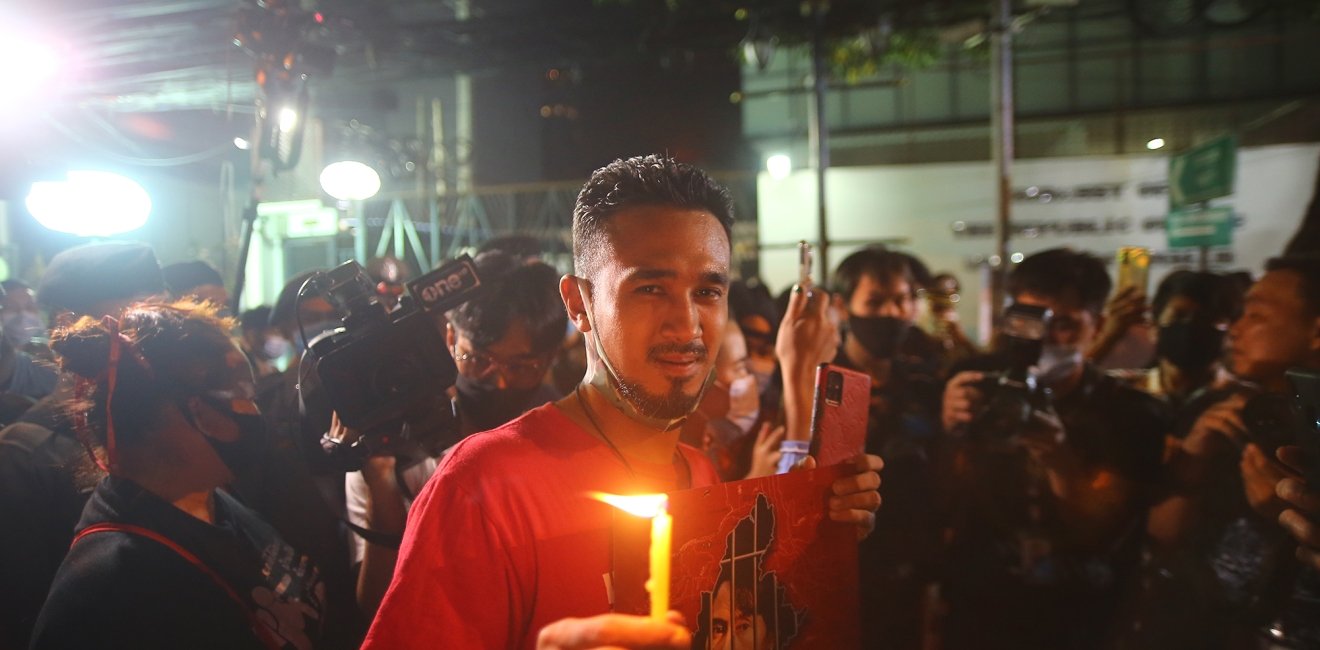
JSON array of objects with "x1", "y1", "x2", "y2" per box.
[
  {"x1": 31, "y1": 300, "x2": 329, "y2": 650},
  {"x1": 1144, "y1": 270, "x2": 1241, "y2": 407},
  {"x1": 830, "y1": 246, "x2": 946, "y2": 650},
  {"x1": 343, "y1": 250, "x2": 567, "y2": 616}
]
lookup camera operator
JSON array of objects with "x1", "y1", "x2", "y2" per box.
[
  {"x1": 31, "y1": 300, "x2": 328, "y2": 649},
  {"x1": 825, "y1": 246, "x2": 946, "y2": 650},
  {"x1": 940, "y1": 248, "x2": 1169, "y2": 650},
  {"x1": 343, "y1": 251, "x2": 567, "y2": 616},
  {"x1": 1140, "y1": 256, "x2": 1320, "y2": 648}
]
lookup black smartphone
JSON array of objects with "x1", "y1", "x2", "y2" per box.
[{"x1": 1285, "y1": 368, "x2": 1320, "y2": 486}]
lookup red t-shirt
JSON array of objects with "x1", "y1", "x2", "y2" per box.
[{"x1": 362, "y1": 403, "x2": 720, "y2": 649}]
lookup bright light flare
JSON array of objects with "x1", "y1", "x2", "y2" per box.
[
  {"x1": 1146, "y1": 138, "x2": 1166, "y2": 150},
  {"x1": 590, "y1": 492, "x2": 668, "y2": 518},
  {"x1": 319, "y1": 161, "x2": 381, "y2": 201},
  {"x1": 278, "y1": 107, "x2": 299, "y2": 132},
  {"x1": 26, "y1": 171, "x2": 152, "y2": 237},
  {"x1": 766, "y1": 154, "x2": 792, "y2": 180},
  {"x1": 0, "y1": 31, "x2": 65, "y2": 116},
  {"x1": 233, "y1": 137, "x2": 250, "y2": 150}
]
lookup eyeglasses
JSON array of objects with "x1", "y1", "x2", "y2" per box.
[{"x1": 452, "y1": 346, "x2": 549, "y2": 380}]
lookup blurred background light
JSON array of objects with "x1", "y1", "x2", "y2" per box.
[
  {"x1": 278, "y1": 107, "x2": 299, "y2": 132},
  {"x1": 1146, "y1": 137, "x2": 1166, "y2": 150},
  {"x1": 766, "y1": 153, "x2": 792, "y2": 180},
  {"x1": 319, "y1": 160, "x2": 381, "y2": 201},
  {"x1": 25, "y1": 171, "x2": 152, "y2": 237}
]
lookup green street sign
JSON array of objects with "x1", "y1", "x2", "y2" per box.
[
  {"x1": 1168, "y1": 135, "x2": 1237, "y2": 208},
  {"x1": 1166, "y1": 206, "x2": 1234, "y2": 248}
]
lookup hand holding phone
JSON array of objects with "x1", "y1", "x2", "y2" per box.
[
  {"x1": 798, "y1": 240, "x2": 813, "y2": 294},
  {"x1": 1116, "y1": 246, "x2": 1150, "y2": 295}
]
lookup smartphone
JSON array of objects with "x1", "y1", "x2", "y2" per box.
[
  {"x1": 809, "y1": 364, "x2": 872, "y2": 466},
  {"x1": 1285, "y1": 368, "x2": 1320, "y2": 486},
  {"x1": 799, "y1": 240, "x2": 814, "y2": 292},
  {"x1": 1116, "y1": 246, "x2": 1151, "y2": 295}
]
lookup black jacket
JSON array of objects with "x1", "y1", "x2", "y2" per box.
[{"x1": 31, "y1": 476, "x2": 327, "y2": 650}]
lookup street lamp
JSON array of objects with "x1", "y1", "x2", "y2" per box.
[{"x1": 319, "y1": 160, "x2": 381, "y2": 201}]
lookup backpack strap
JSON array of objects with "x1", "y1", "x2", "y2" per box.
[{"x1": 72, "y1": 523, "x2": 284, "y2": 650}]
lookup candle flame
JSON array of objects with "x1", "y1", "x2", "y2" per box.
[{"x1": 590, "y1": 492, "x2": 668, "y2": 518}]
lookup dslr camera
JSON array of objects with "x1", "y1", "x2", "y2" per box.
[
  {"x1": 302, "y1": 255, "x2": 483, "y2": 462},
  {"x1": 970, "y1": 303, "x2": 1055, "y2": 441}
]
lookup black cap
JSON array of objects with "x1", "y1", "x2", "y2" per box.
[
  {"x1": 38, "y1": 242, "x2": 164, "y2": 316},
  {"x1": 162, "y1": 260, "x2": 224, "y2": 296}
]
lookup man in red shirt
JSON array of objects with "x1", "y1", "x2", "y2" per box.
[{"x1": 364, "y1": 155, "x2": 883, "y2": 649}]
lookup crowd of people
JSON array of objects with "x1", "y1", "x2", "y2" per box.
[{"x1": 0, "y1": 154, "x2": 1318, "y2": 650}]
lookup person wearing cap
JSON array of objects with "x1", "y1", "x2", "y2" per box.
[
  {"x1": 162, "y1": 260, "x2": 230, "y2": 311},
  {"x1": 0, "y1": 241, "x2": 165, "y2": 649}
]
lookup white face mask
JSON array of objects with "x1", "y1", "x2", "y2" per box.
[
  {"x1": 1035, "y1": 343, "x2": 1083, "y2": 387},
  {"x1": 261, "y1": 335, "x2": 291, "y2": 361},
  {"x1": 726, "y1": 373, "x2": 761, "y2": 434}
]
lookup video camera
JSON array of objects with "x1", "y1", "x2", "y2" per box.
[
  {"x1": 970, "y1": 303, "x2": 1055, "y2": 441},
  {"x1": 301, "y1": 255, "x2": 483, "y2": 462}
]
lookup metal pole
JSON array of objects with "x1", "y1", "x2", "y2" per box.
[
  {"x1": 229, "y1": 111, "x2": 268, "y2": 314},
  {"x1": 807, "y1": 0, "x2": 831, "y2": 287},
  {"x1": 229, "y1": 202, "x2": 259, "y2": 313},
  {"x1": 989, "y1": 0, "x2": 1014, "y2": 322}
]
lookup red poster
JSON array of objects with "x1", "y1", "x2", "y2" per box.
[{"x1": 613, "y1": 466, "x2": 860, "y2": 649}]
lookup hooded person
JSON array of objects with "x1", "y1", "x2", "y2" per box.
[{"x1": 0, "y1": 240, "x2": 165, "y2": 649}]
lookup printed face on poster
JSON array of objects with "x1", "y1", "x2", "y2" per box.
[{"x1": 612, "y1": 465, "x2": 861, "y2": 650}]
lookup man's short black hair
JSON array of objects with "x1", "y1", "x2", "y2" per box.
[
  {"x1": 447, "y1": 251, "x2": 567, "y2": 355},
  {"x1": 269, "y1": 270, "x2": 324, "y2": 328},
  {"x1": 1151, "y1": 270, "x2": 1242, "y2": 324},
  {"x1": 1265, "y1": 254, "x2": 1320, "y2": 316},
  {"x1": 1008, "y1": 248, "x2": 1111, "y2": 315},
  {"x1": 478, "y1": 235, "x2": 544, "y2": 262},
  {"x1": 239, "y1": 306, "x2": 273, "y2": 335},
  {"x1": 830, "y1": 246, "x2": 932, "y2": 302},
  {"x1": 572, "y1": 155, "x2": 734, "y2": 279}
]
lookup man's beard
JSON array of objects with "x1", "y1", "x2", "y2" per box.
[{"x1": 613, "y1": 342, "x2": 708, "y2": 420}]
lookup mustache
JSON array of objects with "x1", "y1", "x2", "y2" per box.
[{"x1": 648, "y1": 342, "x2": 709, "y2": 361}]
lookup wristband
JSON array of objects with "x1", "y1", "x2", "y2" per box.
[{"x1": 776, "y1": 440, "x2": 811, "y2": 474}]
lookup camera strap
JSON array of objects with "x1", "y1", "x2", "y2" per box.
[
  {"x1": 343, "y1": 519, "x2": 403, "y2": 550},
  {"x1": 72, "y1": 523, "x2": 284, "y2": 650}
]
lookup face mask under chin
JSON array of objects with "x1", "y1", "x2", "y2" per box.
[{"x1": 578, "y1": 283, "x2": 713, "y2": 430}]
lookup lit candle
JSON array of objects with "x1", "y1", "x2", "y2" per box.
[
  {"x1": 591, "y1": 492, "x2": 673, "y2": 621},
  {"x1": 647, "y1": 500, "x2": 671, "y2": 620}
]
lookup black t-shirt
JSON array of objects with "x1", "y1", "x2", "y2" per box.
[
  {"x1": 31, "y1": 476, "x2": 327, "y2": 650},
  {"x1": 942, "y1": 359, "x2": 1169, "y2": 649}
]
